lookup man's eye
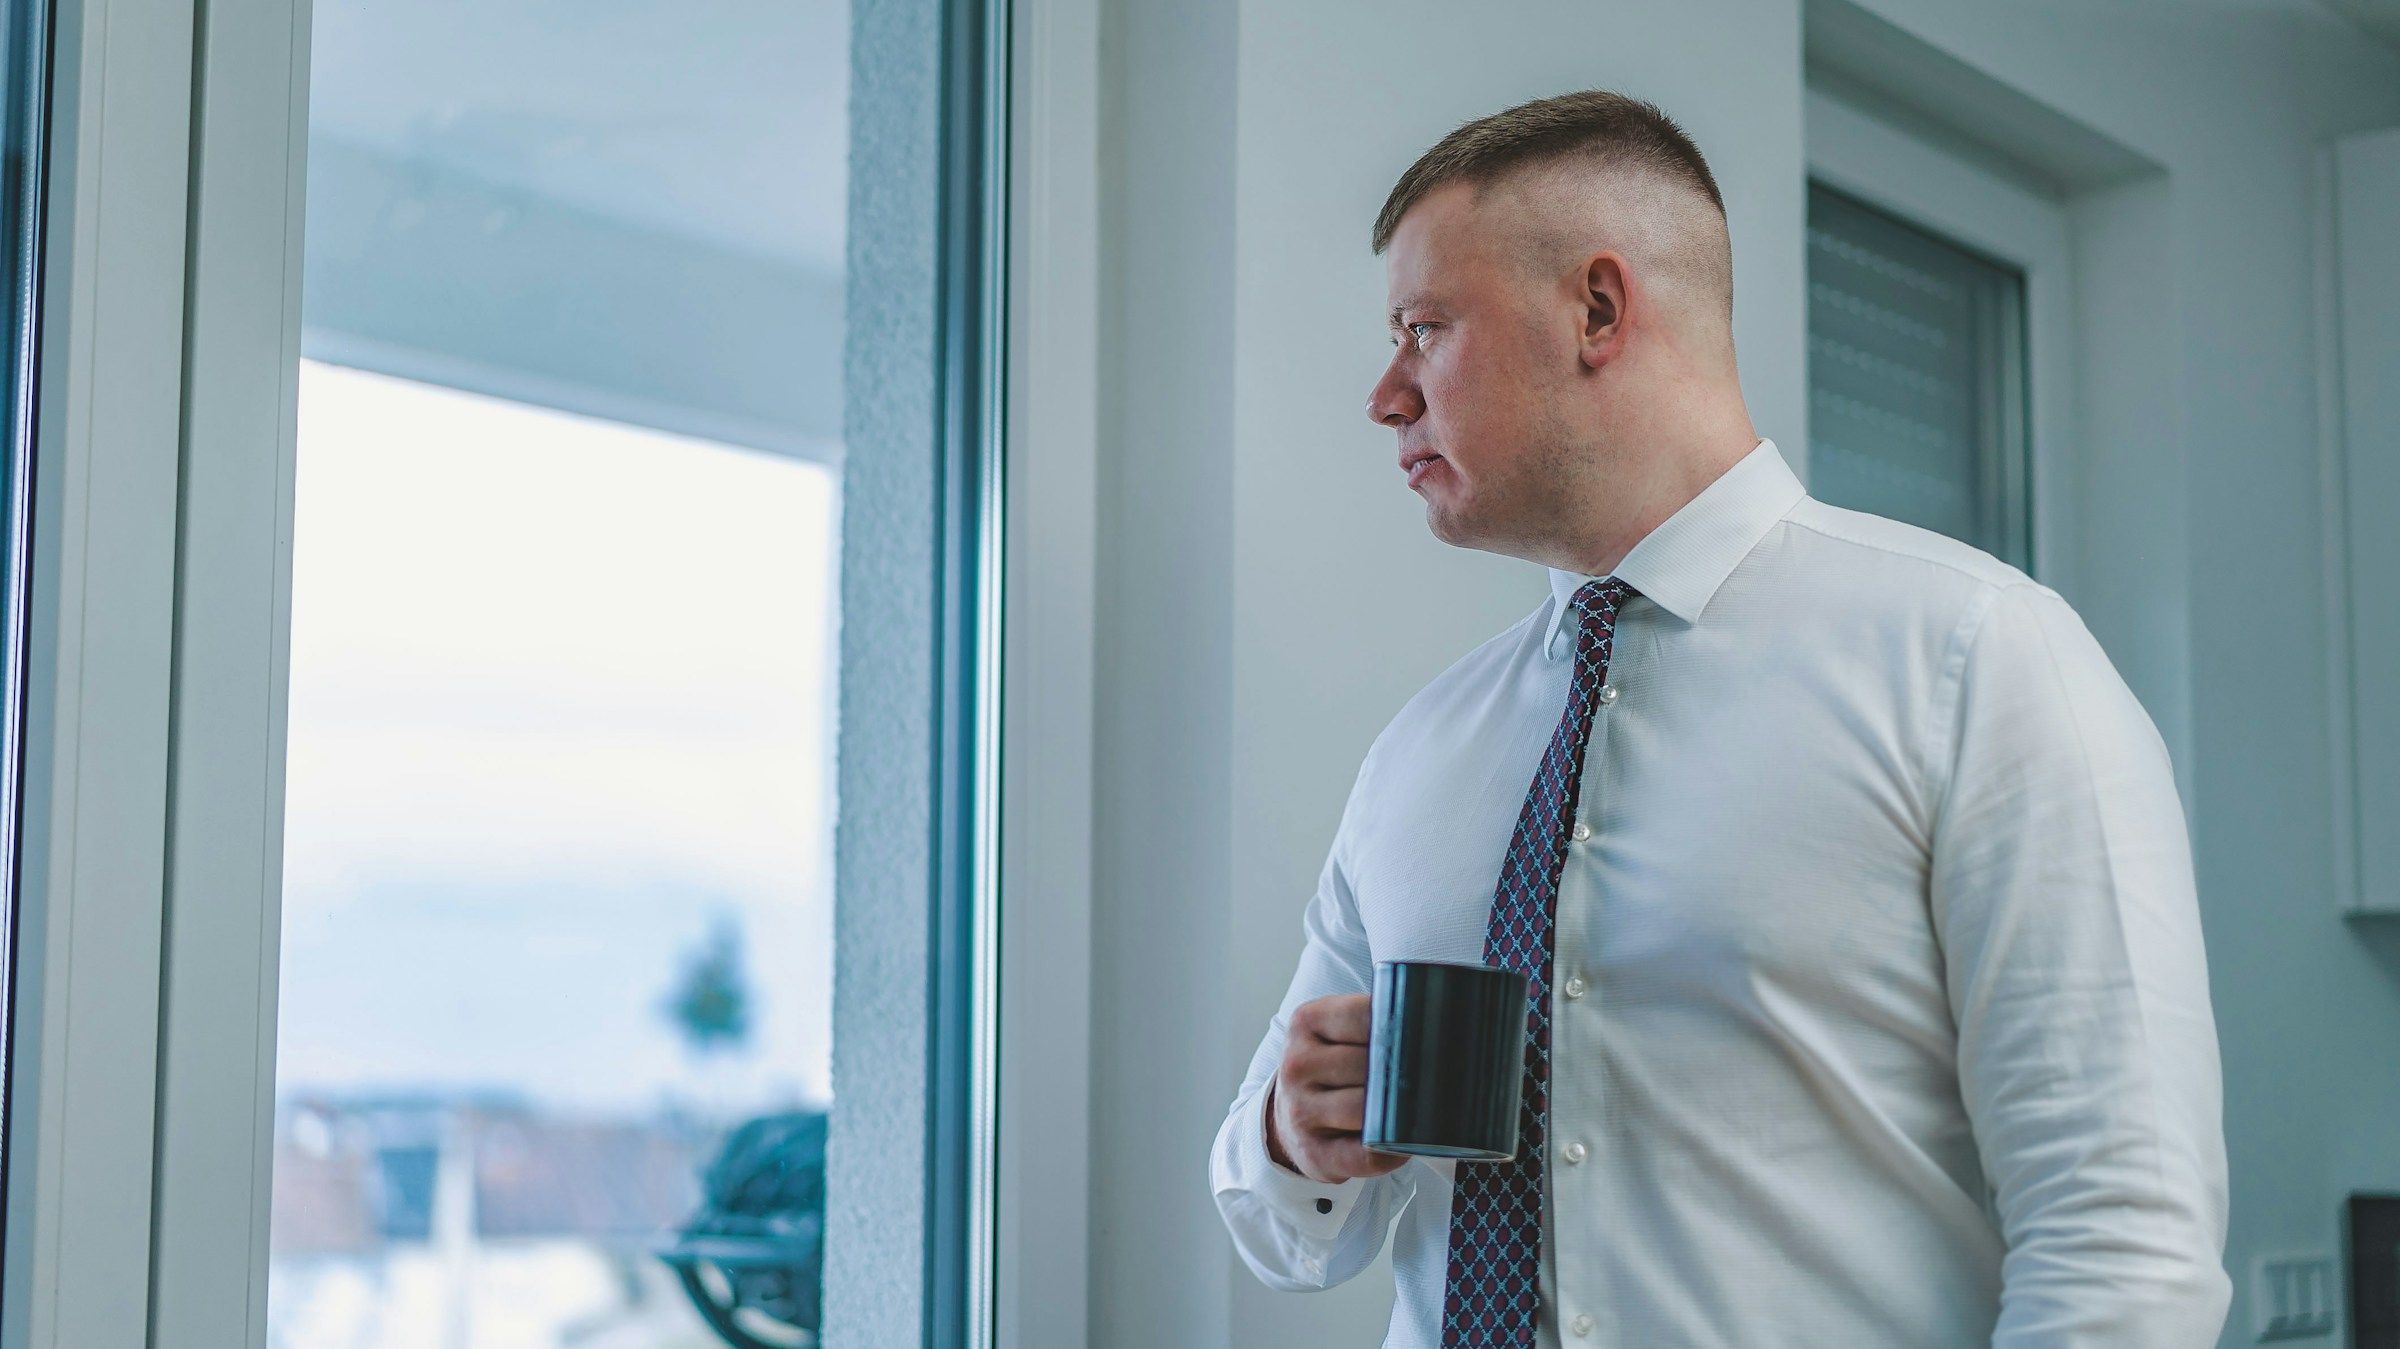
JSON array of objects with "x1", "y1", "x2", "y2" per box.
[{"x1": 1409, "y1": 322, "x2": 1434, "y2": 345}]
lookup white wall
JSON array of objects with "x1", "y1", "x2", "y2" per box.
[
  {"x1": 1085, "y1": 0, "x2": 2400, "y2": 1343},
  {"x1": 1089, "y1": 1, "x2": 1239, "y2": 1344}
]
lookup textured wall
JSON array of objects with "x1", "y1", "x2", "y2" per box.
[{"x1": 826, "y1": 0, "x2": 942, "y2": 1340}]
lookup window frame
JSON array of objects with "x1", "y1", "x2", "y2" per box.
[
  {"x1": 992, "y1": 0, "x2": 1099, "y2": 1343},
  {"x1": 831, "y1": 0, "x2": 1012, "y2": 1343},
  {"x1": 0, "y1": 0, "x2": 56, "y2": 1301},
  {"x1": 0, "y1": 0, "x2": 1013, "y2": 1343},
  {"x1": 0, "y1": 0, "x2": 202, "y2": 1340}
]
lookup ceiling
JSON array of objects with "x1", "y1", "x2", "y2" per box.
[{"x1": 306, "y1": 0, "x2": 850, "y2": 274}]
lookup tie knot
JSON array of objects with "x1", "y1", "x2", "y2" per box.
[{"x1": 1571, "y1": 577, "x2": 1636, "y2": 624}]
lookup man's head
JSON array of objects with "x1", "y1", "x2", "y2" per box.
[{"x1": 1367, "y1": 90, "x2": 1746, "y2": 566}]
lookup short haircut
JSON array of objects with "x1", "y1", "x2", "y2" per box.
[
  {"x1": 1363, "y1": 87, "x2": 1737, "y2": 343},
  {"x1": 1371, "y1": 89, "x2": 1734, "y2": 333}
]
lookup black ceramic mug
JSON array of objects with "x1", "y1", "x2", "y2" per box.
[{"x1": 1360, "y1": 959, "x2": 1532, "y2": 1160}]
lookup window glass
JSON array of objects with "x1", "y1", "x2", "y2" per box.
[
  {"x1": 269, "y1": 2, "x2": 849, "y2": 1343},
  {"x1": 1806, "y1": 180, "x2": 2032, "y2": 570}
]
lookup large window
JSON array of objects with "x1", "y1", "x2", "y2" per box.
[
  {"x1": 0, "y1": 0, "x2": 991, "y2": 1332},
  {"x1": 0, "y1": 0, "x2": 1004, "y2": 1331},
  {"x1": 249, "y1": 0, "x2": 1002, "y2": 1343}
]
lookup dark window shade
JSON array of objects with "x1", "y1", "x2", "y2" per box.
[{"x1": 1805, "y1": 181, "x2": 2033, "y2": 572}]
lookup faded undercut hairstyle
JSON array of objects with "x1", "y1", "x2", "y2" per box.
[{"x1": 1372, "y1": 89, "x2": 1735, "y2": 337}]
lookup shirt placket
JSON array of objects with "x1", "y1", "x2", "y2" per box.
[{"x1": 1546, "y1": 610, "x2": 1625, "y2": 1348}]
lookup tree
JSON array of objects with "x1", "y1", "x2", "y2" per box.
[{"x1": 664, "y1": 912, "x2": 753, "y2": 1060}]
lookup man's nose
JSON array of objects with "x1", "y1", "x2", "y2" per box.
[{"x1": 1366, "y1": 359, "x2": 1423, "y2": 428}]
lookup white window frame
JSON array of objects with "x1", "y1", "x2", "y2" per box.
[
  {"x1": 2, "y1": 0, "x2": 316, "y2": 1339},
  {"x1": 0, "y1": 0, "x2": 245, "y2": 1340},
  {"x1": 995, "y1": 0, "x2": 1099, "y2": 1345},
  {"x1": 1803, "y1": 84, "x2": 2079, "y2": 597},
  {"x1": 2, "y1": 0, "x2": 1019, "y2": 1343}
]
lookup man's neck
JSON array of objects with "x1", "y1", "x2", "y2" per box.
[{"x1": 1540, "y1": 429, "x2": 1761, "y2": 578}]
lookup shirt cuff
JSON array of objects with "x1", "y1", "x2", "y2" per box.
[{"x1": 1237, "y1": 1079, "x2": 1366, "y2": 1243}]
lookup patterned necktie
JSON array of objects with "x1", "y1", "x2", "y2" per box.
[{"x1": 1441, "y1": 576, "x2": 1636, "y2": 1347}]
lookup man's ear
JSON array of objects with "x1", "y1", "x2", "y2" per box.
[{"x1": 1579, "y1": 251, "x2": 1632, "y2": 370}]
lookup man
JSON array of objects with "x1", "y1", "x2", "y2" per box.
[{"x1": 1208, "y1": 89, "x2": 2231, "y2": 1347}]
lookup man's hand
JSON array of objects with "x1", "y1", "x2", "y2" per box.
[{"x1": 1265, "y1": 993, "x2": 1411, "y2": 1184}]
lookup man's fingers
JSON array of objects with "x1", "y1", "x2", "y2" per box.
[
  {"x1": 1298, "y1": 993, "x2": 1374, "y2": 1046},
  {"x1": 1285, "y1": 1040, "x2": 1368, "y2": 1091},
  {"x1": 1294, "y1": 1085, "x2": 1365, "y2": 1133}
]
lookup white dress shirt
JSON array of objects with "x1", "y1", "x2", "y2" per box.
[{"x1": 1209, "y1": 437, "x2": 2231, "y2": 1347}]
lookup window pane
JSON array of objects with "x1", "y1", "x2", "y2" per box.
[
  {"x1": 1805, "y1": 181, "x2": 2031, "y2": 570},
  {"x1": 270, "y1": 1, "x2": 849, "y2": 1343}
]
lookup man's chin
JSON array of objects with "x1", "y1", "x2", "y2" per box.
[
  {"x1": 1424, "y1": 505, "x2": 1476, "y2": 550},
  {"x1": 1428, "y1": 507, "x2": 1541, "y2": 565}
]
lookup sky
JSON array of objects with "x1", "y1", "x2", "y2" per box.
[{"x1": 274, "y1": 359, "x2": 839, "y2": 1116}]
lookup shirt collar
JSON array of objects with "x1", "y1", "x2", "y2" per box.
[{"x1": 1543, "y1": 437, "x2": 1805, "y2": 660}]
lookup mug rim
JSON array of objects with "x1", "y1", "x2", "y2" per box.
[{"x1": 1374, "y1": 957, "x2": 1522, "y2": 977}]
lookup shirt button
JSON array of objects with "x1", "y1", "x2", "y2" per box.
[
  {"x1": 1570, "y1": 1312, "x2": 1594, "y2": 1337},
  {"x1": 1570, "y1": 821, "x2": 1591, "y2": 842},
  {"x1": 1562, "y1": 974, "x2": 1587, "y2": 1000},
  {"x1": 1596, "y1": 683, "x2": 1618, "y2": 705},
  {"x1": 1563, "y1": 1140, "x2": 1587, "y2": 1164}
]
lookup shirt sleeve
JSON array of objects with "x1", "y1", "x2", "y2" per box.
[
  {"x1": 1209, "y1": 744, "x2": 1423, "y2": 1293},
  {"x1": 1927, "y1": 582, "x2": 2232, "y2": 1346}
]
